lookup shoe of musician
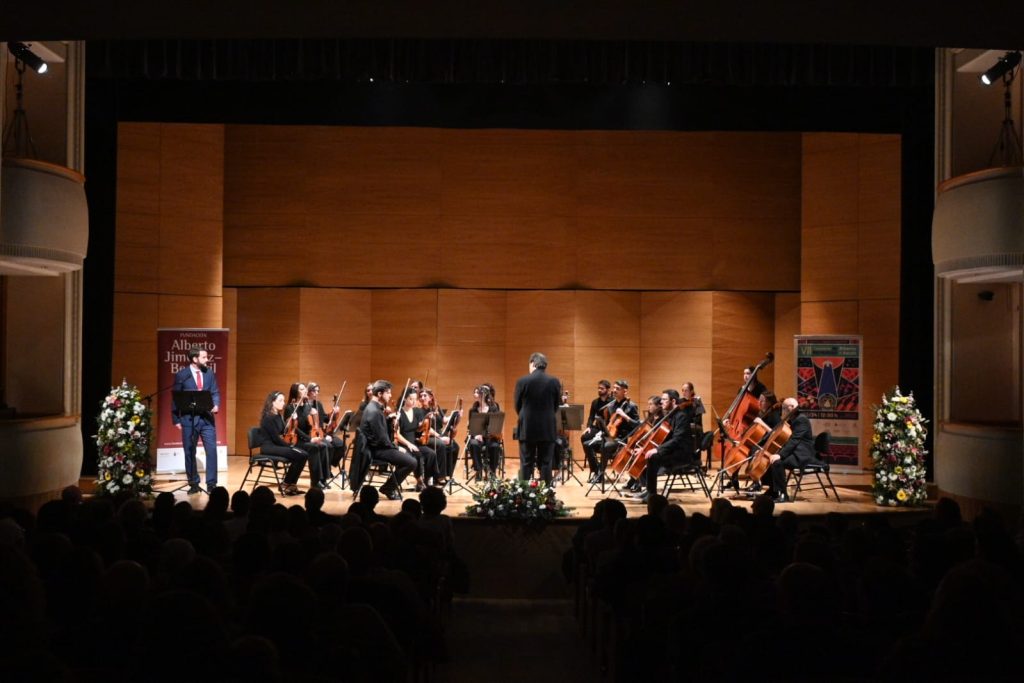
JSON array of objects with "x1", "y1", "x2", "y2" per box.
[
  {"x1": 773, "y1": 492, "x2": 791, "y2": 503},
  {"x1": 745, "y1": 482, "x2": 763, "y2": 492},
  {"x1": 381, "y1": 488, "x2": 402, "y2": 501},
  {"x1": 207, "y1": 482, "x2": 218, "y2": 491},
  {"x1": 279, "y1": 483, "x2": 303, "y2": 496},
  {"x1": 187, "y1": 484, "x2": 201, "y2": 495},
  {"x1": 414, "y1": 483, "x2": 426, "y2": 493},
  {"x1": 587, "y1": 473, "x2": 598, "y2": 484}
]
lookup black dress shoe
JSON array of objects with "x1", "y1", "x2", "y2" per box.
[
  {"x1": 382, "y1": 488, "x2": 401, "y2": 501},
  {"x1": 773, "y1": 492, "x2": 791, "y2": 503},
  {"x1": 187, "y1": 484, "x2": 201, "y2": 495},
  {"x1": 745, "y1": 482, "x2": 763, "y2": 492}
]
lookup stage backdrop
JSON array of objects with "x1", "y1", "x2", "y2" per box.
[
  {"x1": 795, "y1": 335, "x2": 862, "y2": 467},
  {"x1": 155, "y1": 328, "x2": 230, "y2": 474}
]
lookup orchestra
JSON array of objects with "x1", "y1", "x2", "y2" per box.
[{"x1": 232, "y1": 353, "x2": 792, "y2": 502}]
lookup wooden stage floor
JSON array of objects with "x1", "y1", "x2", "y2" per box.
[{"x1": 146, "y1": 454, "x2": 928, "y2": 522}]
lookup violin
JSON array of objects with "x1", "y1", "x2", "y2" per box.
[
  {"x1": 307, "y1": 401, "x2": 325, "y2": 441},
  {"x1": 418, "y1": 412, "x2": 433, "y2": 445},
  {"x1": 283, "y1": 401, "x2": 300, "y2": 445},
  {"x1": 324, "y1": 380, "x2": 347, "y2": 434}
]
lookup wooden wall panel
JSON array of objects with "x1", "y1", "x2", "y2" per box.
[
  {"x1": 801, "y1": 223, "x2": 859, "y2": 302},
  {"x1": 114, "y1": 293, "x2": 159, "y2": 344},
  {"x1": 708, "y1": 133, "x2": 802, "y2": 220},
  {"x1": 858, "y1": 220, "x2": 901, "y2": 300},
  {"x1": 298, "y1": 345, "x2": 372, "y2": 391},
  {"x1": 299, "y1": 289, "x2": 372, "y2": 346},
  {"x1": 117, "y1": 123, "x2": 161, "y2": 216},
  {"x1": 438, "y1": 290, "x2": 507, "y2": 346},
  {"x1": 371, "y1": 290, "x2": 438, "y2": 347},
  {"x1": 574, "y1": 347, "x2": 641, "y2": 400},
  {"x1": 440, "y1": 215, "x2": 576, "y2": 290},
  {"x1": 576, "y1": 216, "x2": 712, "y2": 290},
  {"x1": 801, "y1": 133, "x2": 859, "y2": 228},
  {"x1": 574, "y1": 291, "x2": 640, "y2": 347},
  {"x1": 800, "y1": 301, "x2": 859, "y2": 336},
  {"x1": 236, "y1": 289, "x2": 300, "y2": 344},
  {"x1": 641, "y1": 291, "x2": 713, "y2": 348},
  {"x1": 506, "y1": 291, "x2": 575, "y2": 348},
  {"x1": 370, "y1": 346, "x2": 439, "y2": 394},
  {"x1": 641, "y1": 347, "x2": 713, "y2": 425},
  {"x1": 114, "y1": 213, "x2": 161, "y2": 293},
  {"x1": 711, "y1": 217, "x2": 801, "y2": 291},
  {"x1": 710, "y1": 292, "x2": 776, "y2": 412},
  {"x1": 858, "y1": 136, "x2": 901, "y2": 224},
  {"x1": 159, "y1": 124, "x2": 225, "y2": 221},
  {"x1": 859, "y1": 300, "x2": 900, "y2": 351},
  {"x1": 158, "y1": 295, "x2": 222, "y2": 328},
  {"x1": 158, "y1": 217, "x2": 223, "y2": 297},
  {"x1": 223, "y1": 288, "x2": 238, "y2": 456},
  {"x1": 773, "y1": 293, "x2": 802, "y2": 399},
  {"x1": 222, "y1": 214, "x2": 305, "y2": 287}
]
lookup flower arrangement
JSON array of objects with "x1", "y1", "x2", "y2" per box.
[
  {"x1": 465, "y1": 478, "x2": 571, "y2": 522},
  {"x1": 870, "y1": 387, "x2": 928, "y2": 506},
  {"x1": 95, "y1": 380, "x2": 153, "y2": 497}
]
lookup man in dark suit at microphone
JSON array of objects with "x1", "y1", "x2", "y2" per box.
[
  {"x1": 514, "y1": 352, "x2": 562, "y2": 485},
  {"x1": 172, "y1": 346, "x2": 220, "y2": 494}
]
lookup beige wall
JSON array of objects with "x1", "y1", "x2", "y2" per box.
[{"x1": 114, "y1": 124, "x2": 900, "y2": 465}]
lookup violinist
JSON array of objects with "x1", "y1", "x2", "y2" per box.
[
  {"x1": 681, "y1": 382, "x2": 705, "y2": 434},
  {"x1": 635, "y1": 388, "x2": 697, "y2": 503},
  {"x1": 581, "y1": 380, "x2": 612, "y2": 483},
  {"x1": 420, "y1": 388, "x2": 456, "y2": 484},
  {"x1": 467, "y1": 384, "x2": 501, "y2": 480},
  {"x1": 358, "y1": 383, "x2": 373, "y2": 412},
  {"x1": 306, "y1": 382, "x2": 346, "y2": 473},
  {"x1": 285, "y1": 382, "x2": 331, "y2": 490},
  {"x1": 595, "y1": 379, "x2": 641, "y2": 483},
  {"x1": 256, "y1": 391, "x2": 309, "y2": 496},
  {"x1": 359, "y1": 380, "x2": 418, "y2": 500},
  {"x1": 395, "y1": 387, "x2": 441, "y2": 491},
  {"x1": 765, "y1": 398, "x2": 816, "y2": 503}
]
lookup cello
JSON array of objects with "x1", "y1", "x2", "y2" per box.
[
  {"x1": 746, "y1": 405, "x2": 798, "y2": 483},
  {"x1": 716, "y1": 352, "x2": 774, "y2": 489}
]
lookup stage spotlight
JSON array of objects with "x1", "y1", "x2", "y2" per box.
[
  {"x1": 7, "y1": 42, "x2": 47, "y2": 74},
  {"x1": 980, "y1": 51, "x2": 1021, "y2": 85}
]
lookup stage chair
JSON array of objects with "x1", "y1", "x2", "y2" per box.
[
  {"x1": 238, "y1": 426, "x2": 290, "y2": 491},
  {"x1": 786, "y1": 431, "x2": 842, "y2": 501},
  {"x1": 655, "y1": 432, "x2": 712, "y2": 497}
]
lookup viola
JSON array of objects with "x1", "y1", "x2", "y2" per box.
[
  {"x1": 418, "y1": 412, "x2": 433, "y2": 445},
  {"x1": 308, "y1": 402, "x2": 325, "y2": 440}
]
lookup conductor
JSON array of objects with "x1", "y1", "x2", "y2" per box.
[
  {"x1": 513, "y1": 352, "x2": 562, "y2": 485},
  {"x1": 172, "y1": 346, "x2": 220, "y2": 494}
]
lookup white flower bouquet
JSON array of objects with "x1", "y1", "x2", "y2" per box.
[
  {"x1": 870, "y1": 387, "x2": 928, "y2": 506},
  {"x1": 95, "y1": 380, "x2": 153, "y2": 497}
]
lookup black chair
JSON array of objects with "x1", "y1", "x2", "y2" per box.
[
  {"x1": 352, "y1": 431, "x2": 403, "y2": 499},
  {"x1": 238, "y1": 426, "x2": 291, "y2": 491},
  {"x1": 660, "y1": 432, "x2": 712, "y2": 498},
  {"x1": 786, "y1": 431, "x2": 842, "y2": 501}
]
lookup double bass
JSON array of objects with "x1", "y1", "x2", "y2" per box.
[{"x1": 717, "y1": 352, "x2": 774, "y2": 487}]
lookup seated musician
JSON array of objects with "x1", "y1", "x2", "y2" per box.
[
  {"x1": 745, "y1": 391, "x2": 781, "y2": 492},
  {"x1": 596, "y1": 379, "x2": 641, "y2": 482},
  {"x1": 395, "y1": 387, "x2": 441, "y2": 491},
  {"x1": 620, "y1": 395, "x2": 665, "y2": 492},
  {"x1": 581, "y1": 379, "x2": 612, "y2": 483},
  {"x1": 467, "y1": 384, "x2": 502, "y2": 480},
  {"x1": 681, "y1": 382, "x2": 705, "y2": 436},
  {"x1": 744, "y1": 365, "x2": 768, "y2": 399},
  {"x1": 256, "y1": 391, "x2": 309, "y2": 496},
  {"x1": 286, "y1": 382, "x2": 331, "y2": 490},
  {"x1": 420, "y1": 388, "x2": 456, "y2": 484},
  {"x1": 765, "y1": 398, "x2": 816, "y2": 503},
  {"x1": 637, "y1": 388, "x2": 698, "y2": 503},
  {"x1": 306, "y1": 381, "x2": 346, "y2": 476},
  {"x1": 552, "y1": 388, "x2": 571, "y2": 481},
  {"x1": 358, "y1": 380, "x2": 418, "y2": 500}
]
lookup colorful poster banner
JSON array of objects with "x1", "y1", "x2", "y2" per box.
[
  {"x1": 155, "y1": 328, "x2": 230, "y2": 474},
  {"x1": 794, "y1": 335, "x2": 862, "y2": 468}
]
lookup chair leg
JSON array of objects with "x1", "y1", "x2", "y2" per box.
[
  {"x1": 824, "y1": 472, "x2": 841, "y2": 502},
  {"x1": 239, "y1": 463, "x2": 254, "y2": 490}
]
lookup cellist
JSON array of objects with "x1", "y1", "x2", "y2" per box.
[
  {"x1": 765, "y1": 398, "x2": 816, "y2": 503},
  {"x1": 744, "y1": 391, "x2": 781, "y2": 492},
  {"x1": 595, "y1": 379, "x2": 641, "y2": 483},
  {"x1": 634, "y1": 388, "x2": 697, "y2": 503},
  {"x1": 622, "y1": 395, "x2": 665, "y2": 492}
]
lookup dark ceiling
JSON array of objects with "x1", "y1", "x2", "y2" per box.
[{"x1": 5, "y1": 0, "x2": 1024, "y2": 49}]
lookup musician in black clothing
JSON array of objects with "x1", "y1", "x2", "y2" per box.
[
  {"x1": 306, "y1": 382, "x2": 346, "y2": 471},
  {"x1": 256, "y1": 391, "x2": 308, "y2": 496},
  {"x1": 581, "y1": 379, "x2": 612, "y2": 482},
  {"x1": 744, "y1": 366, "x2": 768, "y2": 399},
  {"x1": 637, "y1": 389, "x2": 698, "y2": 502},
  {"x1": 766, "y1": 398, "x2": 817, "y2": 503},
  {"x1": 420, "y1": 388, "x2": 456, "y2": 483},
  {"x1": 467, "y1": 384, "x2": 502, "y2": 480},
  {"x1": 596, "y1": 379, "x2": 641, "y2": 481},
  {"x1": 285, "y1": 382, "x2": 331, "y2": 489},
  {"x1": 359, "y1": 380, "x2": 418, "y2": 500},
  {"x1": 744, "y1": 391, "x2": 782, "y2": 492},
  {"x1": 394, "y1": 387, "x2": 441, "y2": 490}
]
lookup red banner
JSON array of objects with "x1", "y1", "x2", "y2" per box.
[{"x1": 155, "y1": 328, "x2": 230, "y2": 474}]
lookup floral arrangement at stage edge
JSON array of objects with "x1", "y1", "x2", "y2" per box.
[
  {"x1": 466, "y1": 478, "x2": 571, "y2": 522},
  {"x1": 870, "y1": 386, "x2": 928, "y2": 507},
  {"x1": 95, "y1": 380, "x2": 153, "y2": 497}
]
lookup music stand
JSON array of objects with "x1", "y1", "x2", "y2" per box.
[
  {"x1": 324, "y1": 409, "x2": 354, "y2": 490},
  {"x1": 558, "y1": 404, "x2": 585, "y2": 485},
  {"x1": 168, "y1": 390, "x2": 214, "y2": 494},
  {"x1": 467, "y1": 411, "x2": 505, "y2": 481}
]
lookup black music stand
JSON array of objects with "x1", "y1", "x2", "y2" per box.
[
  {"x1": 323, "y1": 409, "x2": 354, "y2": 490},
  {"x1": 168, "y1": 390, "x2": 214, "y2": 494},
  {"x1": 467, "y1": 411, "x2": 505, "y2": 482},
  {"x1": 557, "y1": 404, "x2": 585, "y2": 485}
]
